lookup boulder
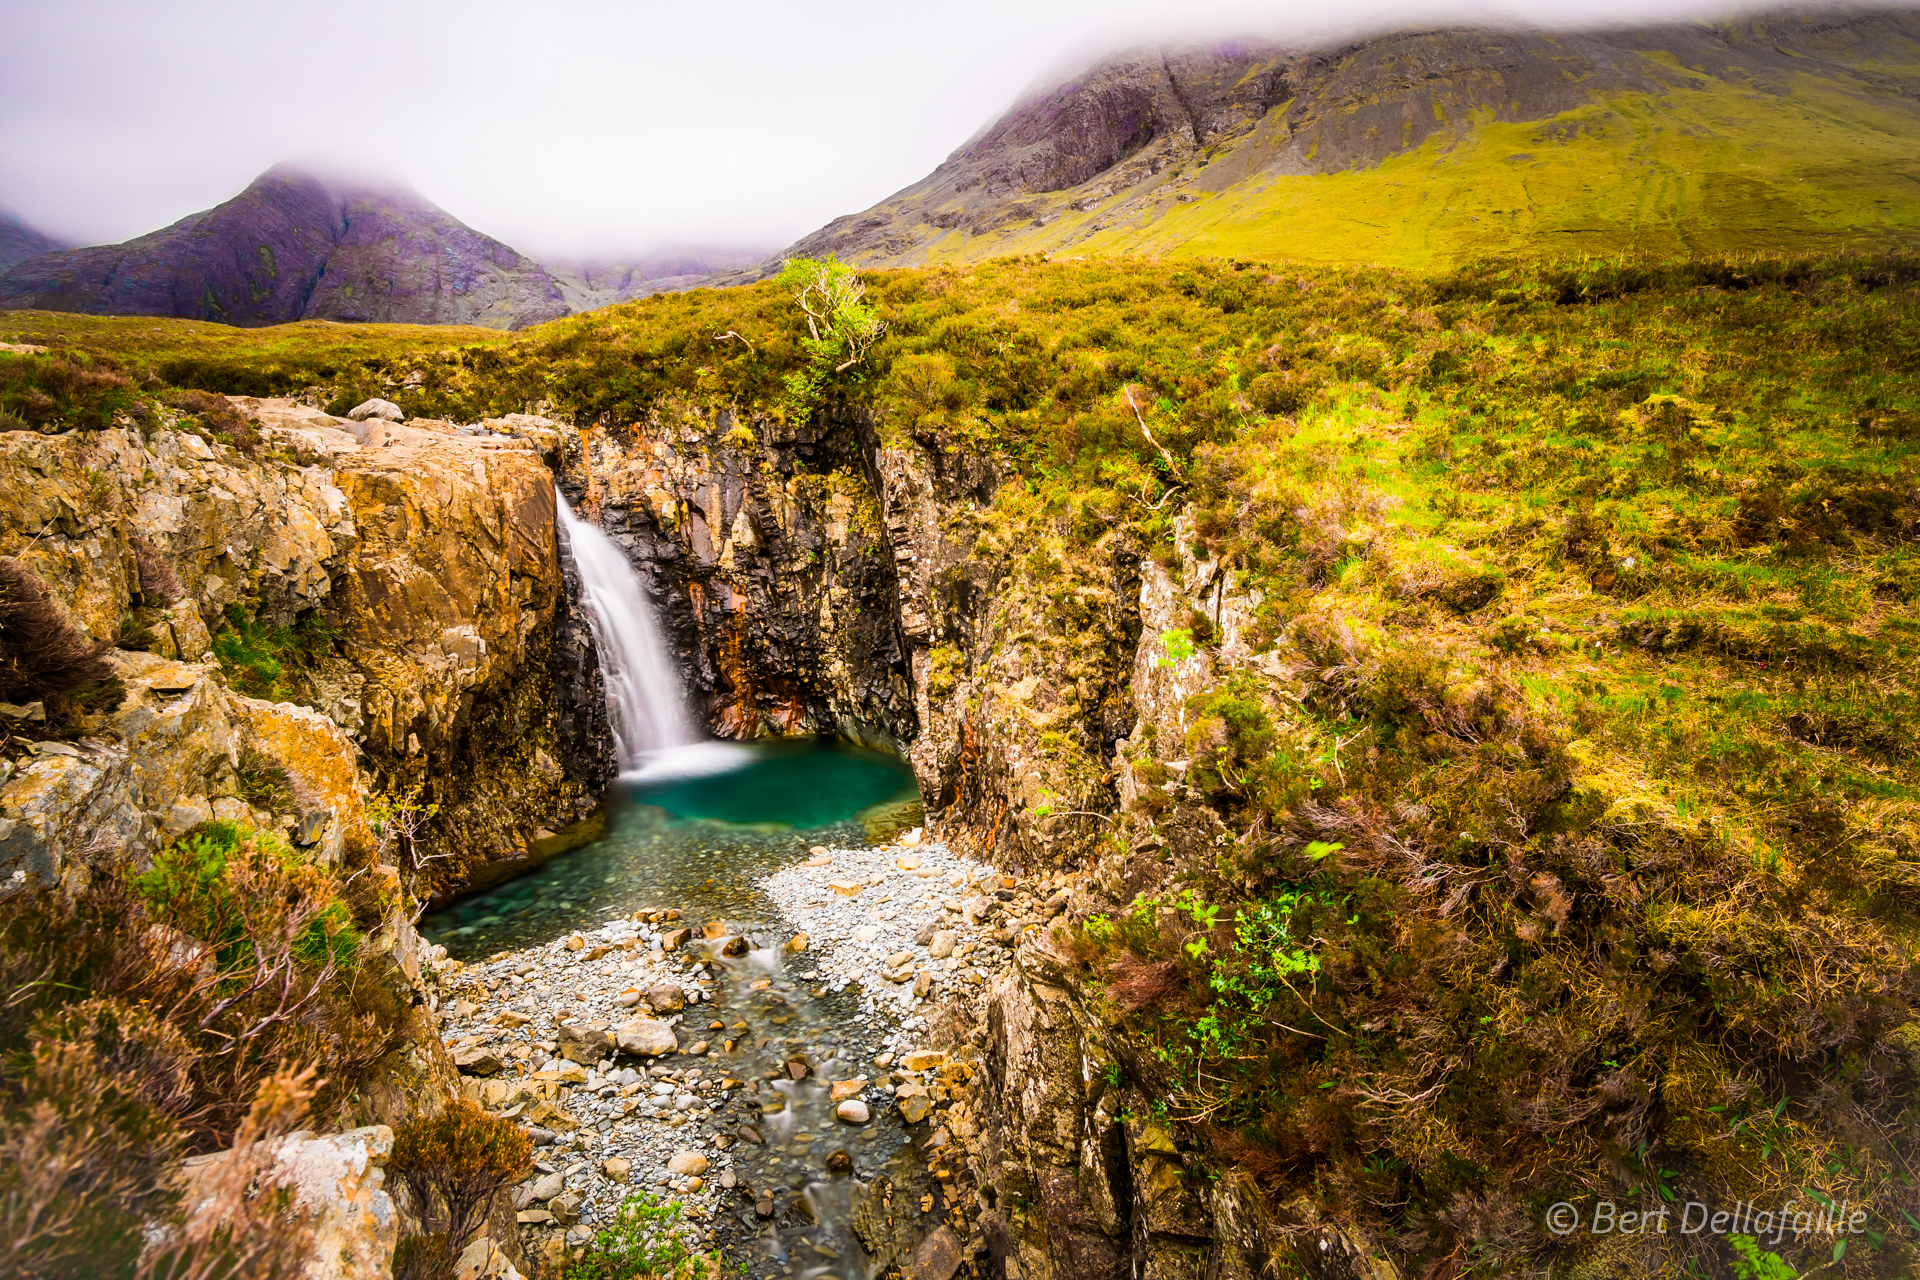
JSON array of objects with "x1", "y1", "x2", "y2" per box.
[
  {"x1": 455, "y1": 1235, "x2": 528, "y2": 1280},
  {"x1": 902, "y1": 1050, "x2": 948, "y2": 1072},
  {"x1": 452, "y1": 1045, "x2": 505, "y2": 1076},
  {"x1": 347, "y1": 398, "x2": 404, "y2": 422},
  {"x1": 927, "y1": 931, "x2": 957, "y2": 959},
  {"x1": 829, "y1": 1078, "x2": 868, "y2": 1102},
  {"x1": 898, "y1": 1095, "x2": 933, "y2": 1124},
  {"x1": 526, "y1": 1171, "x2": 565, "y2": 1203},
  {"x1": 615, "y1": 1019, "x2": 678, "y2": 1057},
  {"x1": 646, "y1": 982, "x2": 687, "y2": 1013},
  {"x1": 557, "y1": 1021, "x2": 613, "y2": 1065},
  {"x1": 601, "y1": 1156, "x2": 631, "y2": 1183},
  {"x1": 911, "y1": 1226, "x2": 962, "y2": 1280},
  {"x1": 835, "y1": 1100, "x2": 871, "y2": 1124},
  {"x1": 667, "y1": 1151, "x2": 709, "y2": 1176}
]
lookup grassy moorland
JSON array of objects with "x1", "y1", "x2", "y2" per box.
[
  {"x1": 7, "y1": 249, "x2": 1920, "y2": 1273},
  {"x1": 0, "y1": 310, "x2": 506, "y2": 410},
  {"x1": 924, "y1": 71, "x2": 1920, "y2": 269}
]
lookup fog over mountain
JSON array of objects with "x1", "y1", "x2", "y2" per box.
[{"x1": 1, "y1": 0, "x2": 1786, "y2": 261}]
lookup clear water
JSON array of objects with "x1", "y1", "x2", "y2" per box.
[
  {"x1": 421, "y1": 738, "x2": 929, "y2": 1280},
  {"x1": 422, "y1": 739, "x2": 919, "y2": 958}
]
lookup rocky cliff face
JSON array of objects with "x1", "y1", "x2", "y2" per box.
[
  {"x1": 563, "y1": 405, "x2": 918, "y2": 748},
  {"x1": 0, "y1": 401, "x2": 606, "y2": 893},
  {"x1": 560, "y1": 405, "x2": 1146, "y2": 872},
  {"x1": 0, "y1": 166, "x2": 570, "y2": 330},
  {"x1": 770, "y1": 6, "x2": 1920, "y2": 269}
]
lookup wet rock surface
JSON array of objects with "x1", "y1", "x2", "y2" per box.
[
  {"x1": 422, "y1": 828, "x2": 1084, "y2": 1279},
  {"x1": 562, "y1": 408, "x2": 917, "y2": 750}
]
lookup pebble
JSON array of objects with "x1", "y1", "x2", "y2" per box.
[{"x1": 423, "y1": 832, "x2": 1051, "y2": 1263}]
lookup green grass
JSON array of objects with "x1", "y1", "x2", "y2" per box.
[
  {"x1": 843, "y1": 57, "x2": 1920, "y2": 271},
  {"x1": 210, "y1": 601, "x2": 337, "y2": 704},
  {"x1": 11, "y1": 247, "x2": 1920, "y2": 1275},
  {"x1": 0, "y1": 310, "x2": 509, "y2": 402}
]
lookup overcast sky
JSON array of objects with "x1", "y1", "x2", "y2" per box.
[{"x1": 3, "y1": 0, "x2": 1746, "y2": 261}]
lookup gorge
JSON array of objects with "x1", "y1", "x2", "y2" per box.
[{"x1": 5, "y1": 112, "x2": 1920, "y2": 1280}]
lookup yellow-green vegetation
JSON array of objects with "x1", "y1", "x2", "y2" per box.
[
  {"x1": 14, "y1": 248, "x2": 1920, "y2": 1272},
  {"x1": 388, "y1": 1098, "x2": 533, "y2": 1270},
  {"x1": 0, "y1": 819, "x2": 409, "y2": 1276},
  {"x1": 0, "y1": 309, "x2": 507, "y2": 403},
  {"x1": 550, "y1": 1191, "x2": 714, "y2": 1280},
  {"x1": 931, "y1": 73, "x2": 1920, "y2": 269},
  {"x1": 210, "y1": 600, "x2": 338, "y2": 703}
]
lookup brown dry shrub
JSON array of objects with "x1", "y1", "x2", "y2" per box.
[
  {"x1": 1108, "y1": 954, "x2": 1189, "y2": 1013},
  {"x1": 131, "y1": 537, "x2": 182, "y2": 606},
  {"x1": 389, "y1": 1099, "x2": 532, "y2": 1259},
  {"x1": 0, "y1": 557, "x2": 116, "y2": 717},
  {"x1": 166, "y1": 389, "x2": 264, "y2": 458},
  {"x1": 137, "y1": 1065, "x2": 320, "y2": 1280},
  {"x1": 0, "y1": 862, "x2": 407, "y2": 1153}
]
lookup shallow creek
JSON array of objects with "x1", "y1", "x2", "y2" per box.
[{"x1": 420, "y1": 739, "x2": 980, "y2": 1280}]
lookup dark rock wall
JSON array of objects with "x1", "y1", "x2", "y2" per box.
[{"x1": 562, "y1": 405, "x2": 917, "y2": 750}]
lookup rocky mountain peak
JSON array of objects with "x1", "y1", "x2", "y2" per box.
[{"x1": 0, "y1": 164, "x2": 570, "y2": 329}]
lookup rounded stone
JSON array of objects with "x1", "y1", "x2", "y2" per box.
[
  {"x1": 667, "y1": 1151, "x2": 710, "y2": 1176},
  {"x1": 836, "y1": 1100, "x2": 871, "y2": 1124}
]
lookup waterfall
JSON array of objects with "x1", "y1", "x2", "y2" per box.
[{"x1": 557, "y1": 493, "x2": 694, "y2": 768}]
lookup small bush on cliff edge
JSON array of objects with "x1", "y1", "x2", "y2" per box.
[
  {"x1": 164, "y1": 388, "x2": 265, "y2": 457},
  {"x1": 210, "y1": 600, "x2": 336, "y2": 704},
  {"x1": 0, "y1": 349, "x2": 138, "y2": 433},
  {"x1": 389, "y1": 1099, "x2": 532, "y2": 1261},
  {"x1": 0, "y1": 557, "x2": 120, "y2": 728}
]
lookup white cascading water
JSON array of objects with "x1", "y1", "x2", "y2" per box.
[{"x1": 556, "y1": 493, "x2": 696, "y2": 768}]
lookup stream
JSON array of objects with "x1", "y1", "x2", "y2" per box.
[
  {"x1": 419, "y1": 738, "x2": 961, "y2": 1280},
  {"x1": 416, "y1": 492, "x2": 983, "y2": 1279}
]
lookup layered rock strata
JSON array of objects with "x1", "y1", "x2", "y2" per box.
[
  {"x1": 0, "y1": 400, "x2": 605, "y2": 891},
  {"x1": 562, "y1": 407, "x2": 918, "y2": 749}
]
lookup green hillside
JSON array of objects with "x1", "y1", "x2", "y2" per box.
[
  {"x1": 11, "y1": 246, "x2": 1920, "y2": 1271},
  {"x1": 1088, "y1": 68, "x2": 1920, "y2": 266},
  {"x1": 783, "y1": 10, "x2": 1920, "y2": 273}
]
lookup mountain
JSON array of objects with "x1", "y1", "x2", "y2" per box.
[
  {"x1": 775, "y1": 6, "x2": 1920, "y2": 271},
  {"x1": 0, "y1": 166, "x2": 570, "y2": 329},
  {"x1": 0, "y1": 210, "x2": 70, "y2": 272}
]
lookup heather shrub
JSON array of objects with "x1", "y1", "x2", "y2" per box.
[
  {"x1": 389, "y1": 1099, "x2": 532, "y2": 1258},
  {"x1": 0, "y1": 847, "x2": 403, "y2": 1153},
  {"x1": 164, "y1": 389, "x2": 264, "y2": 457},
  {"x1": 0, "y1": 557, "x2": 119, "y2": 726},
  {"x1": 0, "y1": 349, "x2": 137, "y2": 432}
]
